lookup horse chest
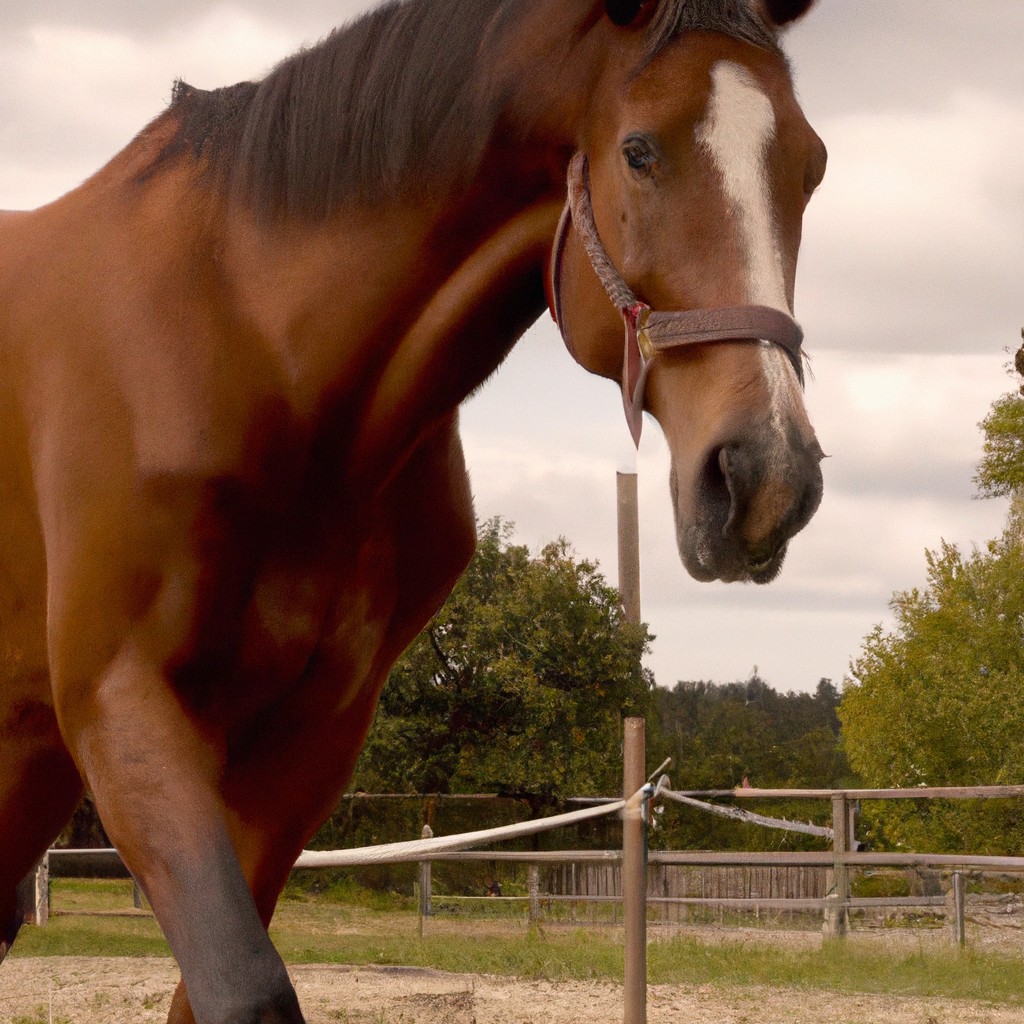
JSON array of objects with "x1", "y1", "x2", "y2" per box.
[
  {"x1": 248, "y1": 529, "x2": 400, "y2": 694},
  {"x1": 170, "y1": 507, "x2": 402, "y2": 724}
]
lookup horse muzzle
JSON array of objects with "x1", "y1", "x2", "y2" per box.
[{"x1": 673, "y1": 426, "x2": 824, "y2": 584}]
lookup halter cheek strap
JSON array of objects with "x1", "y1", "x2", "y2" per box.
[{"x1": 549, "y1": 152, "x2": 805, "y2": 446}]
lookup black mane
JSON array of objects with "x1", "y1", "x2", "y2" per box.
[{"x1": 153, "y1": 0, "x2": 782, "y2": 221}]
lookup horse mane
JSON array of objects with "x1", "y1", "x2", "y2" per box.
[{"x1": 151, "y1": 0, "x2": 783, "y2": 221}]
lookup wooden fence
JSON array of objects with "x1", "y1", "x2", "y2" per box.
[{"x1": 27, "y1": 778, "x2": 1024, "y2": 946}]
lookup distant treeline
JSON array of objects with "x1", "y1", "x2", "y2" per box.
[{"x1": 645, "y1": 675, "x2": 851, "y2": 851}]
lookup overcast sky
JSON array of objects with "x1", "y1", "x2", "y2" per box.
[{"x1": 1, "y1": 1, "x2": 1020, "y2": 694}]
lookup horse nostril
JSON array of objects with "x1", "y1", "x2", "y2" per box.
[
  {"x1": 716, "y1": 442, "x2": 760, "y2": 537},
  {"x1": 698, "y1": 444, "x2": 731, "y2": 522},
  {"x1": 681, "y1": 432, "x2": 823, "y2": 584}
]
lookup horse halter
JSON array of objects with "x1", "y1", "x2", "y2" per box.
[{"x1": 549, "y1": 152, "x2": 805, "y2": 446}]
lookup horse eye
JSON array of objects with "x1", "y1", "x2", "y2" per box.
[{"x1": 623, "y1": 141, "x2": 654, "y2": 174}]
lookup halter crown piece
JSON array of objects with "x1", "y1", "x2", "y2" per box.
[{"x1": 549, "y1": 153, "x2": 805, "y2": 446}]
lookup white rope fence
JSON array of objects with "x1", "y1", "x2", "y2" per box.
[
  {"x1": 293, "y1": 789, "x2": 649, "y2": 869},
  {"x1": 657, "y1": 782, "x2": 834, "y2": 840}
]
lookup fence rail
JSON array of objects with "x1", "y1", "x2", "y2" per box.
[
  {"x1": 45, "y1": 846, "x2": 1024, "y2": 873},
  {"x1": 674, "y1": 786, "x2": 1024, "y2": 800}
]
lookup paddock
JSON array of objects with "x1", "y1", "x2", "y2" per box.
[
  {"x1": 6, "y1": 931, "x2": 1024, "y2": 1024},
  {"x1": 11, "y1": 722, "x2": 1024, "y2": 1024}
]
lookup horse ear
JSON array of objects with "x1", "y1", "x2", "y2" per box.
[
  {"x1": 760, "y1": 0, "x2": 817, "y2": 26},
  {"x1": 605, "y1": 0, "x2": 645, "y2": 27}
]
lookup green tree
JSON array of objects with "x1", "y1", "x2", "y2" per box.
[
  {"x1": 647, "y1": 675, "x2": 849, "y2": 850},
  {"x1": 975, "y1": 390, "x2": 1024, "y2": 499},
  {"x1": 352, "y1": 517, "x2": 653, "y2": 796},
  {"x1": 654, "y1": 675, "x2": 848, "y2": 791},
  {"x1": 841, "y1": 366, "x2": 1024, "y2": 854},
  {"x1": 840, "y1": 536, "x2": 1024, "y2": 853}
]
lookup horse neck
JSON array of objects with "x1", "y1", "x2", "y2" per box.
[
  {"x1": 216, "y1": 158, "x2": 557, "y2": 491},
  {"x1": 218, "y1": 5, "x2": 618, "y2": 485}
]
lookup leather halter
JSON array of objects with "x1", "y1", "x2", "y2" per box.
[{"x1": 549, "y1": 153, "x2": 805, "y2": 446}]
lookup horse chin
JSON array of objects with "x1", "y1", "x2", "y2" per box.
[{"x1": 677, "y1": 524, "x2": 789, "y2": 585}]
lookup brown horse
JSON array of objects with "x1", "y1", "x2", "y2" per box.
[{"x1": 0, "y1": 0, "x2": 825, "y2": 1020}]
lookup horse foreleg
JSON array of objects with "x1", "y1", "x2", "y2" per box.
[
  {"x1": 57, "y1": 644, "x2": 304, "y2": 1024},
  {"x1": 162, "y1": 680, "x2": 389, "y2": 1024},
  {"x1": 0, "y1": 690, "x2": 82, "y2": 963},
  {"x1": 163, "y1": 818, "x2": 322, "y2": 1024}
]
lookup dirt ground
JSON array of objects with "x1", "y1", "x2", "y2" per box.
[{"x1": 3, "y1": 955, "x2": 1024, "y2": 1024}]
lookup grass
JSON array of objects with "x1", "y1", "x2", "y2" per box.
[
  {"x1": 9, "y1": 880, "x2": 1024, "y2": 1006},
  {"x1": 649, "y1": 935, "x2": 1024, "y2": 1003}
]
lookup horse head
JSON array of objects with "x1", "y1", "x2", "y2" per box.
[{"x1": 551, "y1": 0, "x2": 825, "y2": 584}]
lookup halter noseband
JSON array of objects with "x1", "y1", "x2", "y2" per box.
[{"x1": 549, "y1": 152, "x2": 805, "y2": 446}]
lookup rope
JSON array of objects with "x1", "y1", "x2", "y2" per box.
[
  {"x1": 566, "y1": 153, "x2": 640, "y2": 312},
  {"x1": 294, "y1": 791, "x2": 647, "y2": 869},
  {"x1": 657, "y1": 783, "x2": 833, "y2": 840}
]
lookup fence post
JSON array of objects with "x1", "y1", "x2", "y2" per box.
[
  {"x1": 952, "y1": 871, "x2": 966, "y2": 946},
  {"x1": 16, "y1": 856, "x2": 48, "y2": 927},
  {"x1": 617, "y1": 472, "x2": 640, "y2": 625},
  {"x1": 418, "y1": 859, "x2": 432, "y2": 917},
  {"x1": 419, "y1": 823, "x2": 433, "y2": 919},
  {"x1": 823, "y1": 794, "x2": 849, "y2": 938},
  {"x1": 623, "y1": 716, "x2": 647, "y2": 1024},
  {"x1": 528, "y1": 864, "x2": 540, "y2": 925}
]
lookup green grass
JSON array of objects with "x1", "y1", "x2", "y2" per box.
[
  {"x1": 11, "y1": 913, "x2": 171, "y2": 959},
  {"x1": 11, "y1": 879, "x2": 168, "y2": 958},
  {"x1": 10, "y1": 880, "x2": 1024, "y2": 1006},
  {"x1": 649, "y1": 936, "x2": 1024, "y2": 1004}
]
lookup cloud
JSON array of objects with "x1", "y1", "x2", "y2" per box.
[
  {"x1": 787, "y1": 1, "x2": 1024, "y2": 117},
  {"x1": 0, "y1": 6, "x2": 354, "y2": 209},
  {"x1": 797, "y1": 91, "x2": 1024, "y2": 353},
  {"x1": 0, "y1": 0, "x2": 371, "y2": 38}
]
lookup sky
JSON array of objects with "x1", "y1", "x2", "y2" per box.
[{"x1": 1, "y1": 1, "x2": 1020, "y2": 694}]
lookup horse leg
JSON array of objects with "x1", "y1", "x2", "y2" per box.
[
  {"x1": 54, "y1": 648, "x2": 304, "y2": 1024},
  {"x1": 164, "y1": 679, "x2": 386, "y2": 1024},
  {"x1": 163, "y1": 842, "x2": 301, "y2": 1024},
  {"x1": 162, "y1": 419, "x2": 477, "y2": 1023},
  {"x1": 0, "y1": 686, "x2": 83, "y2": 962}
]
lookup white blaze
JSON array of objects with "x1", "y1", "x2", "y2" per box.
[
  {"x1": 696, "y1": 60, "x2": 799, "y2": 424},
  {"x1": 696, "y1": 60, "x2": 788, "y2": 311}
]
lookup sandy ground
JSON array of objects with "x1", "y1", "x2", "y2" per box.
[{"x1": 2, "y1": 956, "x2": 1024, "y2": 1024}]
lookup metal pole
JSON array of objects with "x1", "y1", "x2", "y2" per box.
[
  {"x1": 623, "y1": 716, "x2": 647, "y2": 1024},
  {"x1": 617, "y1": 472, "x2": 640, "y2": 625}
]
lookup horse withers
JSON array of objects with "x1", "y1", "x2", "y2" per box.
[{"x1": 0, "y1": 1, "x2": 824, "y2": 1021}]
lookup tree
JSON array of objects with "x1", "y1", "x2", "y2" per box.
[
  {"x1": 653, "y1": 675, "x2": 847, "y2": 791},
  {"x1": 646, "y1": 674, "x2": 850, "y2": 850},
  {"x1": 975, "y1": 390, "x2": 1024, "y2": 500},
  {"x1": 841, "y1": 367, "x2": 1024, "y2": 854},
  {"x1": 351, "y1": 517, "x2": 653, "y2": 797},
  {"x1": 840, "y1": 536, "x2": 1024, "y2": 853}
]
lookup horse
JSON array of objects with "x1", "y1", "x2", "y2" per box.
[{"x1": 0, "y1": 0, "x2": 825, "y2": 1020}]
